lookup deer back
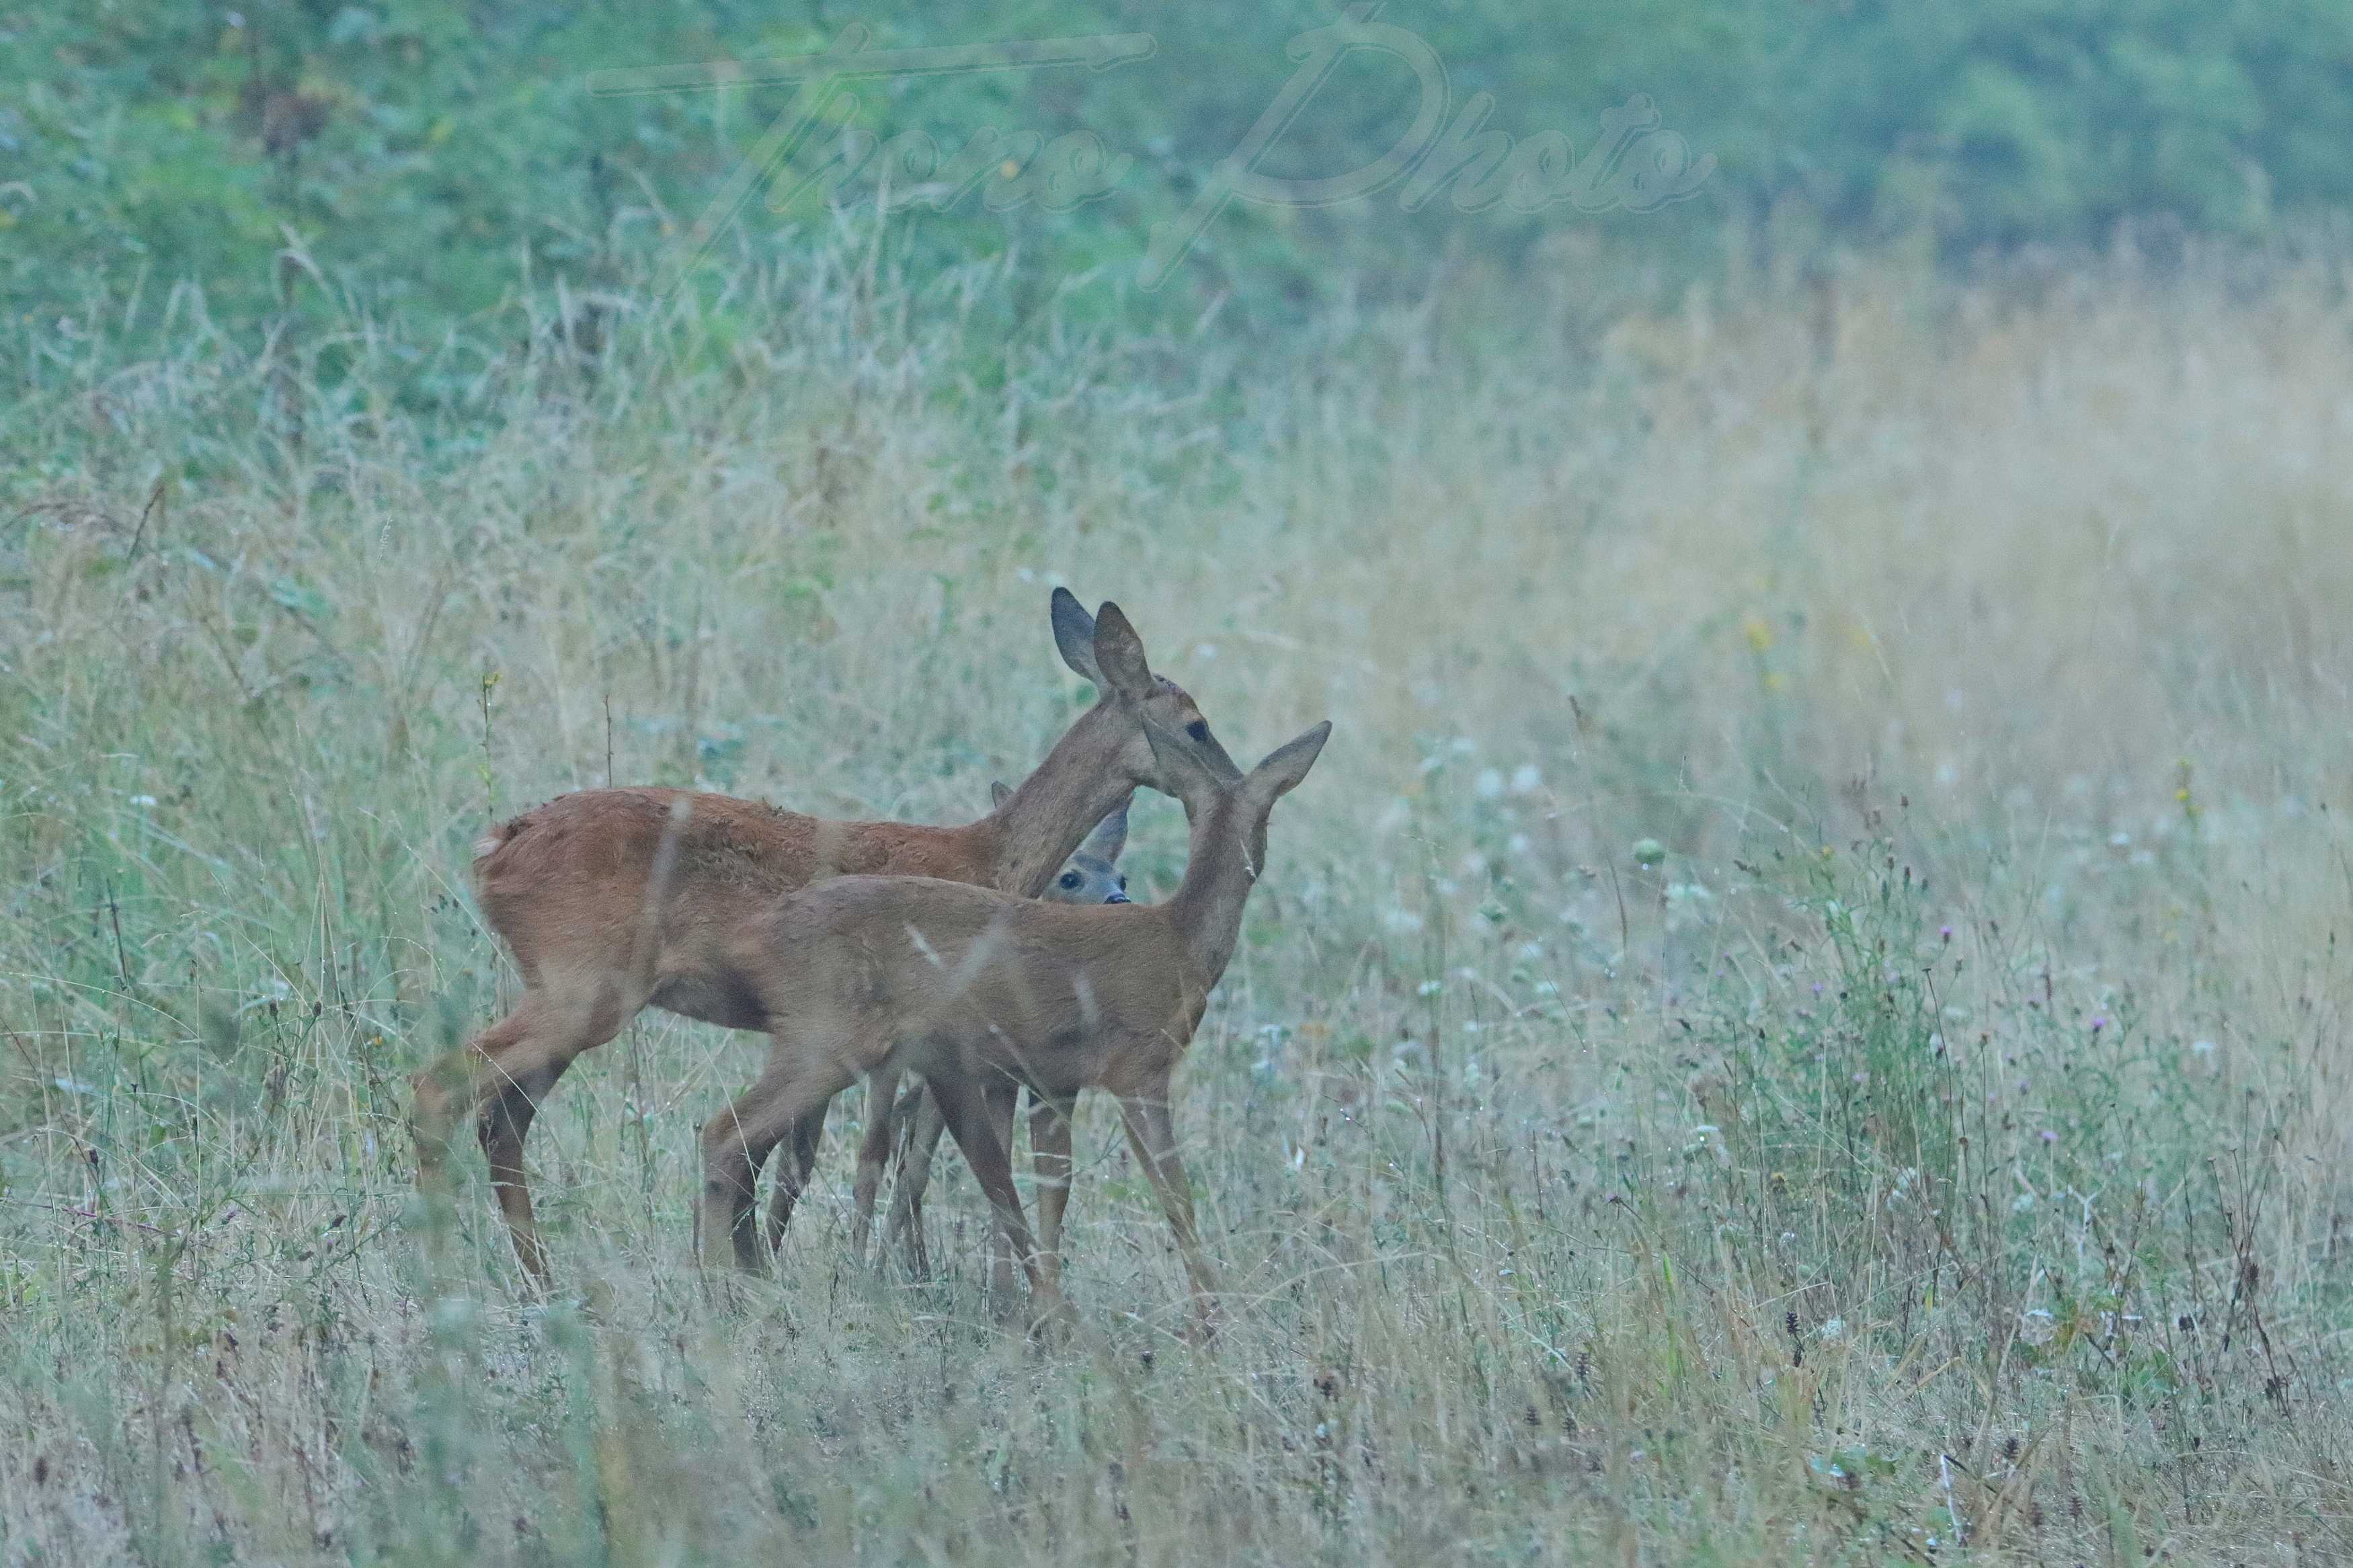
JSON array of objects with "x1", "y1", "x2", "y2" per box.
[
  {"x1": 473, "y1": 789, "x2": 998, "y2": 987},
  {"x1": 755, "y1": 875, "x2": 1203, "y2": 1093}
]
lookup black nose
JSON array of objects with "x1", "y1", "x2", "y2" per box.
[{"x1": 1104, "y1": 891, "x2": 1131, "y2": 904}]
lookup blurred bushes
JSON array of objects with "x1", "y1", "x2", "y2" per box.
[{"x1": 4, "y1": 1, "x2": 2350, "y2": 387}]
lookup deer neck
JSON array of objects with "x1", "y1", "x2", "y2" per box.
[
  {"x1": 984, "y1": 700, "x2": 1135, "y2": 897},
  {"x1": 1167, "y1": 792, "x2": 1260, "y2": 988}
]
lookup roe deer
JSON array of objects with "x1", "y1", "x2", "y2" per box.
[
  {"x1": 1014, "y1": 781, "x2": 1131, "y2": 906},
  {"x1": 696, "y1": 717, "x2": 1332, "y2": 1333},
  {"x1": 409, "y1": 590, "x2": 1242, "y2": 1290},
  {"x1": 843, "y1": 788, "x2": 1129, "y2": 1279}
]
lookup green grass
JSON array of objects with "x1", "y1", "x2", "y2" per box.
[{"x1": 5, "y1": 246, "x2": 2353, "y2": 1563}]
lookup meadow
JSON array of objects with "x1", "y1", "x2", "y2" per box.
[{"x1": 5, "y1": 244, "x2": 2353, "y2": 1563}]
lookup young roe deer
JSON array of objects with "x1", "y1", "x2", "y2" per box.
[
  {"x1": 409, "y1": 591, "x2": 1242, "y2": 1290},
  {"x1": 761, "y1": 792, "x2": 1129, "y2": 1267},
  {"x1": 696, "y1": 716, "x2": 1332, "y2": 1331},
  {"x1": 840, "y1": 790, "x2": 1130, "y2": 1279}
]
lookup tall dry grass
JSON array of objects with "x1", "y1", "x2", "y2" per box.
[{"x1": 5, "y1": 243, "x2": 2353, "y2": 1562}]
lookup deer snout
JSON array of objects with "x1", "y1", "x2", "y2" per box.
[{"x1": 1104, "y1": 891, "x2": 1130, "y2": 904}]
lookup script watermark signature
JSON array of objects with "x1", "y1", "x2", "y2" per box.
[
  {"x1": 588, "y1": 24, "x2": 1150, "y2": 294},
  {"x1": 588, "y1": 9, "x2": 1714, "y2": 294}
]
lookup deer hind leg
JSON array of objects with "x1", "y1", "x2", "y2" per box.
[
  {"x1": 1029, "y1": 1091, "x2": 1078, "y2": 1292},
  {"x1": 883, "y1": 1084, "x2": 947, "y2": 1278},
  {"x1": 760, "y1": 1104, "x2": 830, "y2": 1260},
  {"x1": 981, "y1": 1076, "x2": 1023, "y2": 1305},
  {"x1": 479, "y1": 1060, "x2": 571, "y2": 1290},
  {"x1": 409, "y1": 982, "x2": 637, "y2": 1292},
  {"x1": 702, "y1": 1048, "x2": 856, "y2": 1275},
  {"x1": 841, "y1": 1065, "x2": 904, "y2": 1264},
  {"x1": 927, "y1": 1071, "x2": 1059, "y2": 1329}
]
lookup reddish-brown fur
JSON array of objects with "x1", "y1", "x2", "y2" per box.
[
  {"x1": 409, "y1": 592, "x2": 1242, "y2": 1290},
  {"x1": 840, "y1": 791, "x2": 1129, "y2": 1281},
  {"x1": 696, "y1": 718, "x2": 1332, "y2": 1333}
]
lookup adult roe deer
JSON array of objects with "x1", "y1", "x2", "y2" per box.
[
  {"x1": 696, "y1": 716, "x2": 1332, "y2": 1332},
  {"x1": 409, "y1": 591, "x2": 1242, "y2": 1290}
]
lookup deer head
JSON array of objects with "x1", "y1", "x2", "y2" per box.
[
  {"x1": 1050, "y1": 588, "x2": 1243, "y2": 796},
  {"x1": 1150, "y1": 718, "x2": 1331, "y2": 982}
]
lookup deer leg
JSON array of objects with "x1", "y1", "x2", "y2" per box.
[
  {"x1": 1116, "y1": 1083, "x2": 1223, "y2": 1336},
  {"x1": 760, "y1": 1104, "x2": 830, "y2": 1259},
  {"x1": 927, "y1": 1072, "x2": 1060, "y2": 1329},
  {"x1": 982, "y1": 1076, "x2": 1023, "y2": 1305},
  {"x1": 410, "y1": 984, "x2": 635, "y2": 1292},
  {"x1": 1030, "y1": 1091, "x2": 1078, "y2": 1292},
  {"x1": 478, "y1": 1060, "x2": 570, "y2": 1289},
  {"x1": 883, "y1": 1085, "x2": 948, "y2": 1278},
  {"x1": 701, "y1": 1050, "x2": 855, "y2": 1275},
  {"x1": 844, "y1": 1065, "x2": 903, "y2": 1264}
]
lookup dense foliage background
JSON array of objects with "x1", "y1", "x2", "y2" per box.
[{"x1": 9, "y1": 1, "x2": 2352, "y2": 368}]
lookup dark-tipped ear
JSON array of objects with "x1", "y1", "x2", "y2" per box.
[
  {"x1": 1051, "y1": 587, "x2": 1102, "y2": 686},
  {"x1": 1090, "y1": 601, "x2": 1155, "y2": 699},
  {"x1": 1077, "y1": 794, "x2": 1130, "y2": 862},
  {"x1": 990, "y1": 780, "x2": 1013, "y2": 810},
  {"x1": 1245, "y1": 721, "x2": 1332, "y2": 807}
]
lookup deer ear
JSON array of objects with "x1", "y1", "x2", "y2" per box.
[
  {"x1": 990, "y1": 780, "x2": 1013, "y2": 810},
  {"x1": 1078, "y1": 794, "x2": 1130, "y2": 862},
  {"x1": 1051, "y1": 587, "x2": 1103, "y2": 686},
  {"x1": 1090, "y1": 601, "x2": 1156, "y2": 699},
  {"x1": 1246, "y1": 721, "x2": 1332, "y2": 807}
]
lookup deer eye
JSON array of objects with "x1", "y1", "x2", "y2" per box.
[
  {"x1": 1059, "y1": 871, "x2": 1082, "y2": 890},
  {"x1": 1185, "y1": 718, "x2": 1209, "y2": 742}
]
